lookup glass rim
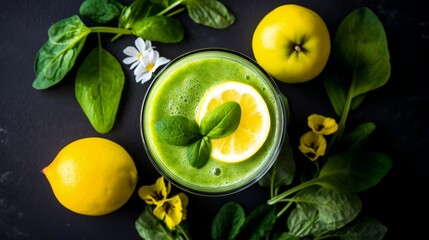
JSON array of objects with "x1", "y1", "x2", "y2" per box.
[{"x1": 140, "y1": 47, "x2": 287, "y2": 197}]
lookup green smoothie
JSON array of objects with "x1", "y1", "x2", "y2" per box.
[{"x1": 141, "y1": 49, "x2": 285, "y2": 195}]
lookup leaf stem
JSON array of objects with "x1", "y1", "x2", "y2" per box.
[
  {"x1": 157, "y1": 0, "x2": 184, "y2": 16},
  {"x1": 325, "y1": 76, "x2": 355, "y2": 156},
  {"x1": 111, "y1": 33, "x2": 123, "y2": 42},
  {"x1": 176, "y1": 225, "x2": 190, "y2": 240},
  {"x1": 90, "y1": 26, "x2": 133, "y2": 35},
  {"x1": 267, "y1": 179, "x2": 316, "y2": 205},
  {"x1": 277, "y1": 201, "x2": 293, "y2": 218},
  {"x1": 337, "y1": 81, "x2": 354, "y2": 139},
  {"x1": 296, "y1": 210, "x2": 318, "y2": 236},
  {"x1": 270, "y1": 164, "x2": 277, "y2": 198},
  {"x1": 167, "y1": 7, "x2": 186, "y2": 17}
]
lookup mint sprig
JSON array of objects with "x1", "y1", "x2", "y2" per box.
[{"x1": 155, "y1": 101, "x2": 241, "y2": 169}]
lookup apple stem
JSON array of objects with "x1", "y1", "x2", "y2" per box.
[{"x1": 294, "y1": 45, "x2": 302, "y2": 52}]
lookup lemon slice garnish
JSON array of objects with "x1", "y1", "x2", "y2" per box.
[{"x1": 196, "y1": 81, "x2": 271, "y2": 163}]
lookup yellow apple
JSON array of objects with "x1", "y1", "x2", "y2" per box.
[{"x1": 252, "y1": 4, "x2": 331, "y2": 83}]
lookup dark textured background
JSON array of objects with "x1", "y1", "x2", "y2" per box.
[{"x1": 1, "y1": 0, "x2": 428, "y2": 239}]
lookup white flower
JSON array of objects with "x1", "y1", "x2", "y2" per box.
[
  {"x1": 123, "y1": 38, "x2": 170, "y2": 84},
  {"x1": 134, "y1": 48, "x2": 170, "y2": 84},
  {"x1": 122, "y1": 38, "x2": 153, "y2": 70}
]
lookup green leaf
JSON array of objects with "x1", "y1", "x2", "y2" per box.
[
  {"x1": 79, "y1": 0, "x2": 123, "y2": 24},
  {"x1": 33, "y1": 16, "x2": 90, "y2": 89},
  {"x1": 258, "y1": 133, "x2": 295, "y2": 188},
  {"x1": 155, "y1": 116, "x2": 202, "y2": 146},
  {"x1": 212, "y1": 202, "x2": 246, "y2": 240},
  {"x1": 150, "y1": 0, "x2": 180, "y2": 8},
  {"x1": 132, "y1": 15, "x2": 184, "y2": 43},
  {"x1": 335, "y1": 216, "x2": 387, "y2": 240},
  {"x1": 272, "y1": 232, "x2": 300, "y2": 240},
  {"x1": 342, "y1": 122, "x2": 376, "y2": 150},
  {"x1": 75, "y1": 45, "x2": 124, "y2": 134},
  {"x1": 324, "y1": 7, "x2": 390, "y2": 114},
  {"x1": 313, "y1": 151, "x2": 392, "y2": 193},
  {"x1": 234, "y1": 204, "x2": 277, "y2": 240},
  {"x1": 200, "y1": 101, "x2": 241, "y2": 139},
  {"x1": 47, "y1": 16, "x2": 90, "y2": 44},
  {"x1": 118, "y1": 0, "x2": 163, "y2": 29},
  {"x1": 187, "y1": 137, "x2": 211, "y2": 169},
  {"x1": 323, "y1": 71, "x2": 369, "y2": 116},
  {"x1": 336, "y1": 7, "x2": 391, "y2": 97},
  {"x1": 135, "y1": 205, "x2": 175, "y2": 239},
  {"x1": 322, "y1": 65, "x2": 348, "y2": 116},
  {"x1": 184, "y1": 0, "x2": 235, "y2": 29},
  {"x1": 287, "y1": 186, "x2": 362, "y2": 237}
]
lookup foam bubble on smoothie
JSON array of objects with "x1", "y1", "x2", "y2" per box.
[
  {"x1": 180, "y1": 95, "x2": 189, "y2": 102},
  {"x1": 211, "y1": 167, "x2": 221, "y2": 176},
  {"x1": 166, "y1": 77, "x2": 203, "y2": 117},
  {"x1": 167, "y1": 99, "x2": 182, "y2": 115}
]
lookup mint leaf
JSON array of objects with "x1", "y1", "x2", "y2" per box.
[
  {"x1": 200, "y1": 101, "x2": 241, "y2": 139},
  {"x1": 155, "y1": 116, "x2": 202, "y2": 146},
  {"x1": 187, "y1": 137, "x2": 212, "y2": 169}
]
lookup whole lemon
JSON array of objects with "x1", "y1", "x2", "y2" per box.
[
  {"x1": 42, "y1": 137, "x2": 138, "y2": 216},
  {"x1": 252, "y1": 4, "x2": 331, "y2": 83}
]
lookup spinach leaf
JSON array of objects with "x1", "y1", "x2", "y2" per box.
[
  {"x1": 187, "y1": 137, "x2": 211, "y2": 169},
  {"x1": 287, "y1": 186, "x2": 361, "y2": 237},
  {"x1": 135, "y1": 205, "x2": 175, "y2": 239},
  {"x1": 47, "y1": 16, "x2": 91, "y2": 44},
  {"x1": 324, "y1": 7, "x2": 390, "y2": 116},
  {"x1": 33, "y1": 16, "x2": 90, "y2": 90},
  {"x1": 118, "y1": 0, "x2": 163, "y2": 29},
  {"x1": 270, "y1": 151, "x2": 392, "y2": 204},
  {"x1": 132, "y1": 15, "x2": 185, "y2": 43},
  {"x1": 75, "y1": 44, "x2": 124, "y2": 134},
  {"x1": 200, "y1": 101, "x2": 241, "y2": 139},
  {"x1": 334, "y1": 216, "x2": 387, "y2": 240},
  {"x1": 342, "y1": 122, "x2": 376, "y2": 150},
  {"x1": 79, "y1": 0, "x2": 124, "y2": 24},
  {"x1": 212, "y1": 202, "x2": 245, "y2": 240},
  {"x1": 272, "y1": 232, "x2": 300, "y2": 240},
  {"x1": 322, "y1": 65, "x2": 348, "y2": 116},
  {"x1": 155, "y1": 116, "x2": 202, "y2": 146},
  {"x1": 313, "y1": 151, "x2": 392, "y2": 193},
  {"x1": 184, "y1": 0, "x2": 235, "y2": 29},
  {"x1": 234, "y1": 204, "x2": 277, "y2": 240}
]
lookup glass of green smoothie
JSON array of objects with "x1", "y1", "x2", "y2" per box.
[{"x1": 140, "y1": 48, "x2": 286, "y2": 196}]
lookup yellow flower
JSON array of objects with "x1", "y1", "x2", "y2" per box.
[
  {"x1": 298, "y1": 131, "x2": 327, "y2": 161},
  {"x1": 138, "y1": 176, "x2": 189, "y2": 230},
  {"x1": 153, "y1": 193, "x2": 189, "y2": 229},
  {"x1": 307, "y1": 114, "x2": 338, "y2": 135},
  {"x1": 138, "y1": 176, "x2": 171, "y2": 205},
  {"x1": 178, "y1": 193, "x2": 188, "y2": 220}
]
